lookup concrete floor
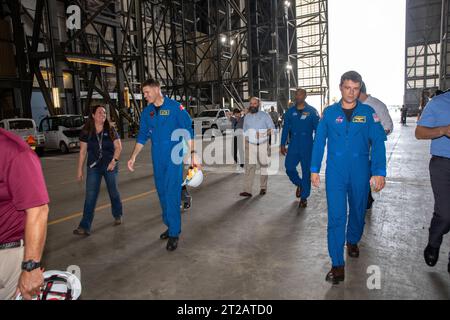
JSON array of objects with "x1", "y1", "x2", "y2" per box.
[{"x1": 40, "y1": 112, "x2": 450, "y2": 300}]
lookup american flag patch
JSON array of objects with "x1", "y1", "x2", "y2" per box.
[
  {"x1": 180, "y1": 105, "x2": 185, "y2": 111},
  {"x1": 336, "y1": 116, "x2": 344, "y2": 124},
  {"x1": 373, "y1": 113, "x2": 380, "y2": 123}
]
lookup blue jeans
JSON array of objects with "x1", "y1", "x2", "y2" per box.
[{"x1": 79, "y1": 165, "x2": 123, "y2": 231}]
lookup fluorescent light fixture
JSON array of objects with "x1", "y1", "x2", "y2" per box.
[
  {"x1": 52, "y1": 87, "x2": 61, "y2": 109},
  {"x1": 67, "y1": 56, "x2": 114, "y2": 67}
]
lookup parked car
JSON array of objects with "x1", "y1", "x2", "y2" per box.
[
  {"x1": 0, "y1": 118, "x2": 45, "y2": 154},
  {"x1": 38, "y1": 115, "x2": 85, "y2": 153},
  {"x1": 193, "y1": 109, "x2": 232, "y2": 135}
]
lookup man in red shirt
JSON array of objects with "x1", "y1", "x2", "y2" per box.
[{"x1": 0, "y1": 128, "x2": 49, "y2": 300}]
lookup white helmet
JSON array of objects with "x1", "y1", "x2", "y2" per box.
[
  {"x1": 182, "y1": 167, "x2": 203, "y2": 188},
  {"x1": 15, "y1": 270, "x2": 82, "y2": 300}
]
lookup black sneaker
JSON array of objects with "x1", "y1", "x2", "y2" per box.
[
  {"x1": 160, "y1": 229, "x2": 169, "y2": 240},
  {"x1": 166, "y1": 237, "x2": 179, "y2": 251},
  {"x1": 424, "y1": 244, "x2": 440, "y2": 267}
]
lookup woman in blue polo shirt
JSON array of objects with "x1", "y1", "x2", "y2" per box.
[{"x1": 74, "y1": 105, "x2": 123, "y2": 236}]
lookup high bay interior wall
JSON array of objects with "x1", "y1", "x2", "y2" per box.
[
  {"x1": 405, "y1": 0, "x2": 450, "y2": 108},
  {"x1": 0, "y1": 0, "x2": 329, "y2": 132}
]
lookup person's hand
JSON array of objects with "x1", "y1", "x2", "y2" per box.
[
  {"x1": 370, "y1": 176, "x2": 386, "y2": 192},
  {"x1": 280, "y1": 146, "x2": 288, "y2": 156},
  {"x1": 127, "y1": 157, "x2": 136, "y2": 172},
  {"x1": 15, "y1": 269, "x2": 44, "y2": 300},
  {"x1": 311, "y1": 173, "x2": 320, "y2": 188},
  {"x1": 77, "y1": 168, "x2": 83, "y2": 182},
  {"x1": 191, "y1": 152, "x2": 202, "y2": 170},
  {"x1": 107, "y1": 160, "x2": 116, "y2": 172}
]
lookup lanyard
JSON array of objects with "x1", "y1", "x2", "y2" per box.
[
  {"x1": 89, "y1": 130, "x2": 104, "y2": 169},
  {"x1": 96, "y1": 130, "x2": 104, "y2": 157}
]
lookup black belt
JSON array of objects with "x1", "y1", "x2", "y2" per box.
[{"x1": 0, "y1": 240, "x2": 22, "y2": 250}]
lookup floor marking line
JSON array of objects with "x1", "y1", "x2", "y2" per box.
[{"x1": 48, "y1": 190, "x2": 157, "y2": 226}]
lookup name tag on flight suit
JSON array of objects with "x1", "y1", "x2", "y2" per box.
[
  {"x1": 352, "y1": 116, "x2": 366, "y2": 123},
  {"x1": 160, "y1": 110, "x2": 170, "y2": 116},
  {"x1": 301, "y1": 112, "x2": 310, "y2": 120}
]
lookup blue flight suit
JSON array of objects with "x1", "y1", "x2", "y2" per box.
[
  {"x1": 310, "y1": 101, "x2": 387, "y2": 267},
  {"x1": 137, "y1": 97, "x2": 193, "y2": 238},
  {"x1": 281, "y1": 104, "x2": 320, "y2": 200}
]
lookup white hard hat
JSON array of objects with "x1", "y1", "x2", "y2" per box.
[
  {"x1": 182, "y1": 167, "x2": 203, "y2": 188},
  {"x1": 15, "y1": 270, "x2": 82, "y2": 300}
]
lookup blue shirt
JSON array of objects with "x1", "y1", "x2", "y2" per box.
[
  {"x1": 281, "y1": 104, "x2": 320, "y2": 153},
  {"x1": 136, "y1": 97, "x2": 193, "y2": 157},
  {"x1": 417, "y1": 92, "x2": 450, "y2": 158},
  {"x1": 243, "y1": 111, "x2": 275, "y2": 144}
]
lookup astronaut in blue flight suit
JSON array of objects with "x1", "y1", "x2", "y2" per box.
[
  {"x1": 127, "y1": 79, "x2": 199, "y2": 252},
  {"x1": 310, "y1": 71, "x2": 387, "y2": 284},
  {"x1": 281, "y1": 88, "x2": 320, "y2": 208}
]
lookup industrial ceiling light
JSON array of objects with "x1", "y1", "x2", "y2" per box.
[
  {"x1": 220, "y1": 35, "x2": 227, "y2": 43},
  {"x1": 66, "y1": 55, "x2": 114, "y2": 68},
  {"x1": 230, "y1": 39, "x2": 235, "y2": 45},
  {"x1": 286, "y1": 63, "x2": 293, "y2": 70},
  {"x1": 284, "y1": 1, "x2": 291, "y2": 7},
  {"x1": 52, "y1": 87, "x2": 61, "y2": 109}
]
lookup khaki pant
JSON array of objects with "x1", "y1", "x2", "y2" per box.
[
  {"x1": 244, "y1": 140, "x2": 270, "y2": 194},
  {"x1": 0, "y1": 244, "x2": 24, "y2": 300}
]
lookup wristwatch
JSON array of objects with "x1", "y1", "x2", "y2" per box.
[{"x1": 21, "y1": 260, "x2": 41, "y2": 272}]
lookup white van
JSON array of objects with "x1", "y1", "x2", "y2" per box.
[
  {"x1": 38, "y1": 115, "x2": 85, "y2": 153},
  {"x1": 0, "y1": 118, "x2": 45, "y2": 153},
  {"x1": 193, "y1": 109, "x2": 232, "y2": 134}
]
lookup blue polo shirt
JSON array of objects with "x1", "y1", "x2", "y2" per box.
[{"x1": 418, "y1": 92, "x2": 450, "y2": 158}]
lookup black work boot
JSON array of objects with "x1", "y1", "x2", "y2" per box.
[
  {"x1": 296, "y1": 186, "x2": 302, "y2": 198},
  {"x1": 299, "y1": 199, "x2": 308, "y2": 208},
  {"x1": 325, "y1": 266, "x2": 345, "y2": 284},
  {"x1": 347, "y1": 243, "x2": 360, "y2": 258},
  {"x1": 166, "y1": 237, "x2": 179, "y2": 251}
]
